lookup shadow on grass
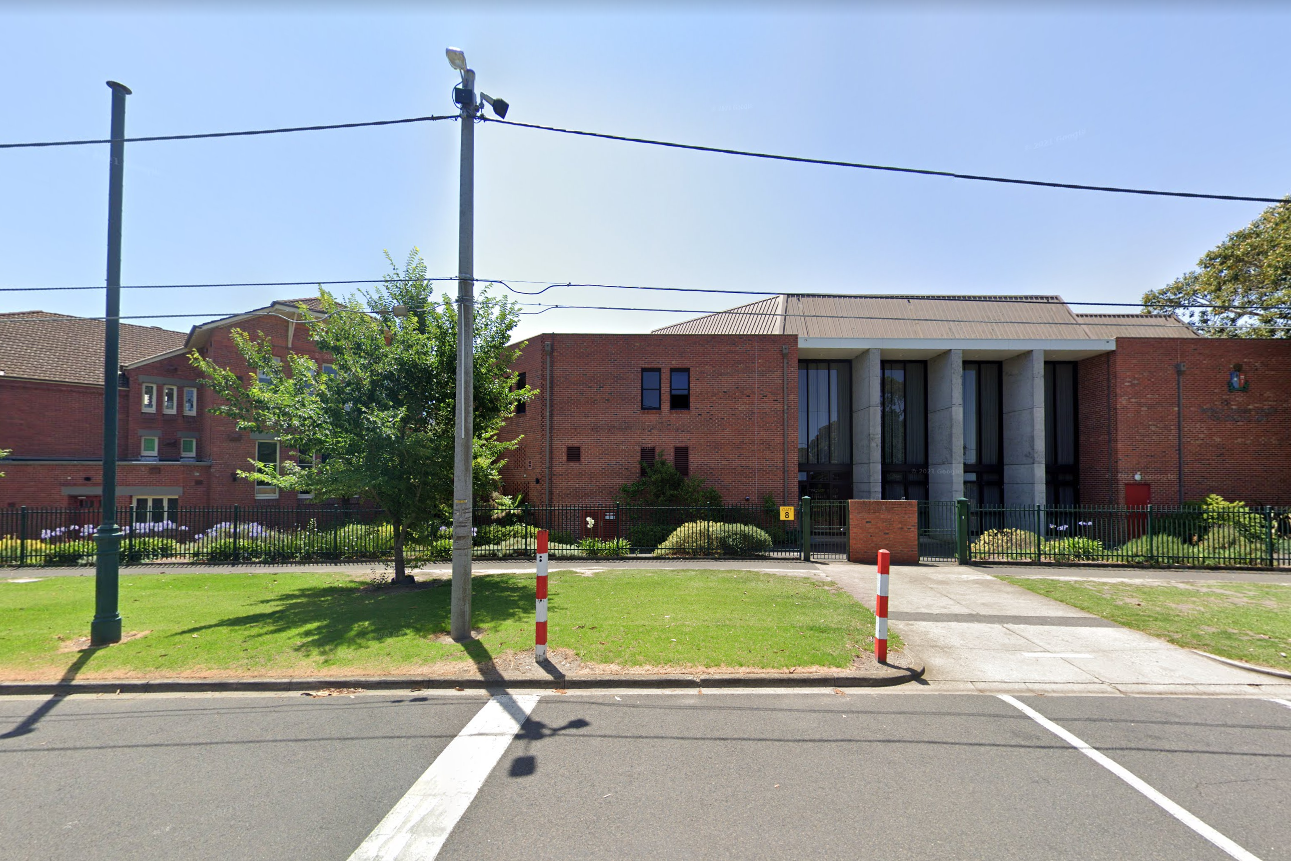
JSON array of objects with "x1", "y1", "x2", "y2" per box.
[
  {"x1": 178, "y1": 576, "x2": 535, "y2": 656},
  {"x1": 2, "y1": 647, "x2": 96, "y2": 739}
]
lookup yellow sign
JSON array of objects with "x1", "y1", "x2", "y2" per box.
[{"x1": 779, "y1": 506, "x2": 795, "y2": 521}]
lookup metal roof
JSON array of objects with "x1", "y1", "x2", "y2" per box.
[{"x1": 653, "y1": 293, "x2": 1200, "y2": 341}]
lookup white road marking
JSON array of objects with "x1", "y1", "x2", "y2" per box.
[
  {"x1": 347, "y1": 693, "x2": 541, "y2": 861},
  {"x1": 1020, "y1": 652, "x2": 1092, "y2": 659},
  {"x1": 999, "y1": 695, "x2": 1262, "y2": 861},
  {"x1": 1270, "y1": 698, "x2": 1291, "y2": 711}
]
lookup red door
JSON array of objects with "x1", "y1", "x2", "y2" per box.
[{"x1": 1126, "y1": 483, "x2": 1151, "y2": 538}]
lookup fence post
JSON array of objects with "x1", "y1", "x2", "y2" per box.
[
  {"x1": 955, "y1": 498, "x2": 970, "y2": 564},
  {"x1": 19, "y1": 506, "x2": 28, "y2": 567},
  {"x1": 800, "y1": 496, "x2": 812, "y2": 562},
  {"x1": 875, "y1": 549, "x2": 890, "y2": 663},
  {"x1": 1034, "y1": 504, "x2": 1042, "y2": 563},
  {"x1": 535, "y1": 530, "x2": 549, "y2": 661},
  {"x1": 232, "y1": 504, "x2": 240, "y2": 562},
  {"x1": 1147, "y1": 504, "x2": 1155, "y2": 563},
  {"x1": 1266, "y1": 506, "x2": 1275, "y2": 568},
  {"x1": 332, "y1": 506, "x2": 339, "y2": 558}
]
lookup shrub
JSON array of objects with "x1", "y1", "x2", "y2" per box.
[
  {"x1": 120, "y1": 537, "x2": 180, "y2": 563},
  {"x1": 578, "y1": 537, "x2": 629, "y2": 558},
  {"x1": 617, "y1": 458, "x2": 722, "y2": 506},
  {"x1": 0, "y1": 537, "x2": 49, "y2": 564},
  {"x1": 654, "y1": 521, "x2": 773, "y2": 557},
  {"x1": 627, "y1": 523, "x2": 674, "y2": 551},
  {"x1": 1195, "y1": 533, "x2": 1268, "y2": 566},
  {"x1": 1115, "y1": 534, "x2": 1202, "y2": 565},
  {"x1": 43, "y1": 539, "x2": 97, "y2": 566},
  {"x1": 1042, "y1": 536, "x2": 1104, "y2": 562},
  {"x1": 971, "y1": 528, "x2": 1039, "y2": 561},
  {"x1": 1199, "y1": 494, "x2": 1264, "y2": 543}
]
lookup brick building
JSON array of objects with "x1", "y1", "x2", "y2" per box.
[
  {"x1": 0, "y1": 301, "x2": 331, "y2": 518},
  {"x1": 500, "y1": 295, "x2": 1291, "y2": 508},
  {"x1": 3, "y1": 293, "x2": 1290, "y2": 515}
]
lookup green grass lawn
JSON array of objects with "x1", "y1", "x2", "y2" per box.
[
  {"x1": 1002, "y1": 577, "x2": 1291, "y2": 673},
  {"x1": 0, "y1": 568, "x2": 885, "y2": 680}
]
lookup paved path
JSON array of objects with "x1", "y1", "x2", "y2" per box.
[
  {"x1": 821, "y1": 562, "x2": 1291, "y2": 696},
  {"x1": 3, "y1": 690, "x2": 1289, "y2": 860}
]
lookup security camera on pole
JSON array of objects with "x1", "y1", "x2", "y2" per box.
[{"x1": 446, "y1": 47, "x2": 509, "y2": 641}]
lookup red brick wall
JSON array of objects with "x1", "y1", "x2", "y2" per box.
[
  {"x1": 0, "y1": 461, "x2": 211, "y2": 510},
  {"x1": 1081, "y1": 338, "x2": 1291, "y2": 506},
  {"x1": 1077, "y1": 352, "x2": 1116, "y2": 506},
  {"x1": 499, "y1": 333, "x2": 799, "y2": 506},
  {"x1": 848, "y1": 499, "x2": 918, "y2": 565},
  {"x1": 0, "y1": 378, "x2": 127, "y2": 460}
]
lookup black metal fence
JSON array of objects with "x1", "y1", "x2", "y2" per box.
[
  {"x1": 0, "y1": 500, "x2": 847, "y2": 567},
  {"x1": 942, "y1": 502, "x2": 1291, "y2": 568}
]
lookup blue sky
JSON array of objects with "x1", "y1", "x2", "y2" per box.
[{"x1": 2, "y1": 3, "x2": 1288, "y2": 342}]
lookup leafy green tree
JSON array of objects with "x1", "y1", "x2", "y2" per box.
[
  {"x1": 0, "y1": 447, "x2": 9, "y2": 478},
  {"x1": 617, "y1": 457, "x2": 722, "y2": 506},
  {"x1": 192, "y1": 250, "x2": 532, "y2": 583},
  {"x1": 1143, "y1": 198, "x2": 1291, "y2": 337}
]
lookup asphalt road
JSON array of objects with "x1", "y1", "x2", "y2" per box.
[{"x1": 2, "y1": 690, "x2": 1288, "y2": 861}]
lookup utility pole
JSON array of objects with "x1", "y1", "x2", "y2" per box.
[{"x1": 91, "y1": 81, "x2": 131, "y2": 646}]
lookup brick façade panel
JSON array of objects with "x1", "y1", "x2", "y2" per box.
[
  {"x1": 499, "y1": 333, "x2": 799, "y2": 506},
  {"x1": 847, "y1": 499, "x2": 918, "y2": 565}
]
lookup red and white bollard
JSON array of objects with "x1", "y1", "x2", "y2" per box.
[
  {"x1": 875, "y1": 548, "x2": 890, "y2": 663},
  {"x1": 535, "y1": 530, "x2": 549, "y2": 662}
]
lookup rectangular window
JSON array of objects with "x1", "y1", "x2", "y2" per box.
[
  {"x1": 641, "y1": 368, "x2": 661, "y2": 410},
  {"x1": 962, "y1": 362, "x2": 1003, "y2": 506},
  {"x1": 162, "y1": 385, "x2": 177, "y2": 414},
  {"x1": 257, "y1": 357, "x2": 283, "y2": 385},
  {"x1": 1045, "y1": 362, "x2": 1079, "y2": 505},
  {"x1": 180, "y1": 438, "x2": 197, "y2": 460},
  {"x1": 881, "y1": 360, "x2": 928, "y2": 500},
  {"x1": 640, "y1": 446, "x2": 656, "y2": 475},
  {"x1": 140, "y1": 436, "x2": 159, "y2": 459},
  {"x1": 321, "y1": 363, "x2": 337, "y2": 378},
  {"x1": 669, "y1": 369, "x2": 690, "y2": 410},
  {"x1": 566, "y1": 445, "x2": 581, "y2": 463},
  {"x1": 255, "y1": 440, "x2": 280, "y2": 499},
  {"x1": 516, "y1": 371, "x2": 527, "y2": 414},
  {"x1": 296, "y1": 451, "x2": 314, "y2": 499},
  {"x1": 797, "y1": 360, "x2": 852, "y2": 500},
  {"x1": 141, "y1": 383, "x2": 157, "y2": 413},
  {"x1": 183, "y1": 387, "x2": 198, "y2": 416},
  {"x1": 133, "y1": 496, "x2": 178, "y2": 525},
  {"x1": 674, "y1": 446, "x2": 690, "y2": 477}
]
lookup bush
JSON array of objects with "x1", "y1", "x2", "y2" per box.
[
  {"x1": 654, "y1": 521, "x2": 773, "y2": 557},
  {"x1": 971, "y1": 528, "x2": 1039, "y2": 561},
  {"x1": 1200, "y1": 494, "x2": 1264, "y2": 543},
  {"x1": 578, "y1": 537, "x2": 629, "y2": 558},
  {"x1": 1042, "y1": 536, "x2": 1104, "y2": 562},
  {"x1": 617, "y1": 458, "x2": 722, "y2": 506},
  {"x1": 0, "y1": 537, "x2": 49, "y2": 564},
  {"x1": 1195, "y1": 533, "x2": 1268, "y2": 566},
  {"x1": 120, "y1": 537, "x2": 180, "y2": 563},
  {"x1": 43, "y1": 539, "x2": 97, "y2": 566},
  {"x1": 1116, "y1": 534, "x2": 1203, "y2": 565},
  {"x1": 627, "y1": 523, "x2": 674, "y2": 551}
]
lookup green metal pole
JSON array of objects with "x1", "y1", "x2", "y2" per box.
[
  {"x1": 91, "y1": 81, "x2": 131, "y2": 646},
  {"x1": 801, "y1": 496, "x2": 812, "y2": 562},
  {"x1": 955, "y1": 498, "x2": 969, "y2": 564},
  {"x1": 1034, "y1": 504, "x2": 1042, "y2": 563}
]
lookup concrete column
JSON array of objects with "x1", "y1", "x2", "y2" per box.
[
  {"x1": 1003, "y1": 349, "x2": 1045, "y2": 507},
  {"x1": 851, "y1": 349, "x2": 882, "y2": 499},
  {"x1": 928, "y1": 349, "x2": 963, "y2": 502}
]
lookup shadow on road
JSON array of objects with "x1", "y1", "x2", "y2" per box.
[{"x1": 1, "y1": 647, "x2": 97, "y2": 739}]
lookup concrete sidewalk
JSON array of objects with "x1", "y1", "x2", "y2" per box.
[{"x1": 820, "y1": 561, "x2": 1291, "y2": 697}]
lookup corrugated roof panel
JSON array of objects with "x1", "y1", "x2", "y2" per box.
[
  {"x1": 783, "y1": 294, "x2": 1091, "y2": 340},
  {"x1": 1075, "y1": 314, "x2": 1200, "y2": 339},
  {"x1": 651, "y1": 295, "x2": 783, "y2": 334}
]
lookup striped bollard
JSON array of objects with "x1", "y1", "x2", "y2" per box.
[
  {"x1": 535, "y1": 530, "x2": 549, "y2": 662},
  {"x1": 875, "y1": 548, "x2": 890, "y2": 663}
]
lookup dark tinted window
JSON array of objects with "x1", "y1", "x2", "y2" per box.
[
  {"x1": 642, "y1": 369, "x2": 661, "y2": 410},
  {"x1": 515, "y1": 371, "x2": 526, "y2": 414},
  {"x1": 566, "y1": 445, "x2": 581, "y2": 463},
  {"x1": 670, "y1": 369, "x2": 690, "y2": 410},
  {"x1": 674, "y1": 446, "x2": 690, "y2": 477}
]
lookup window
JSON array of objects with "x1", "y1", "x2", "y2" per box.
[
  {"x1": 183, "y1": 387, "x2": 198, "y2": 416},
  {"x1": 962, "y1": 362, "x2": 1003, "y2": 507},
  {"x1": 641, "y1": 368, "x2": 661, "y2": 410},
  {"x1": 140, "y1": 436, "x2": 159, "y2": 459},
  {"x1": 669, "y1": 369, "x2": 690, "y2": 410},
  {"x1": 141, "y1": 383, "x2": 157, "y2": 413},
  {"x1": 296, "y1": 451, "x2": 314, "y2": 499},
  {"x1": 674, "y1": 445, "x2": 690, "y2": 477},
  {"x1": 880, "y1": 360, "x2": 928, "y2": 500},
  {"x1": 797, "y1": 360, "x2": 853, "y2": 500},
  {"x1": 1045, "y1": 362, "x2": 1079, "y2": 505},
  {"x1": 256, "y1": 357, "x2": 283, "y2": 385},
  {"x1": 180, "y1": 438, "x2": 197, "y2": 460},
  {"x1": 515, "y1": 372, "x2": 527, "y2": 414},
  {"x1": 133, "y1": 496, "x2": 178, "y2": 524},
  {"x1": 162, "y1": 385, "x2": 177, "y2": 414},
  {"x1": 640, "y1": 446, "x2": 656, "y2": 475},
  {"x1": 321, "y1": 363, "x2": 337, "y2": 378},
  {"x1": 255, "y1": 440, "x2": 280, "y2": 499},
  {"x1": 566, "y1": 445, "x2": 581, "y2": 463}
]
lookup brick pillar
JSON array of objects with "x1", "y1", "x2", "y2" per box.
[{"x1": 848, "y1": 499, "x2": 918, "y2": 565}]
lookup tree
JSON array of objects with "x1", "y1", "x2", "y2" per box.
[
  {"x1": 0, "y1": 448, "x2": 8, "y2": 478},
  {"x1": 617, "y1": 457, "x2": 722, "y2": 506},
  {"x1": 1142, "y1": 198, "x2": 1291, "y2": 337},
  {"x1": 191, "y1": 250, "x2": 532, "y2": 583}
]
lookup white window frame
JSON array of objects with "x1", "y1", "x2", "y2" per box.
[
  {"x1": 133, "y1": 496, "x2": 178, "y2": 524},
  {"x1": 255, "y1": 440, "x2": 280, "y2": 499},
  {"x1": 321, "y1": 363, "x2": 337, "y2": 377},
  {"x1": 140, "y1": 435, "x2": 159, "y2": 459},
  {"x1": 183, "y1": 386, "x2": 198, "y2": 416},
  {"x1": 162, "y1": 385, "x2": 177, "y2": 414},
  {"x1": 180, "y1": 437, "x2": 197, "y2": 460},
  {"x1": 141, "y1": 383, "x2": 157, "y2": 413},
  {"x1": 296, "y1": 451, "x2": 315, "y2": 499}
]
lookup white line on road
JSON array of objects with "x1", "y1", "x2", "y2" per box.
[
  {"x1": 999, "y1": 695, "x2": 1262, "y2": 861},
  {"x1": 347, "y1": 693, "x2": 541, "y2": 861},
  {"x1": 1270, "y1": 699, "x2": 1291, "y2": 711}
]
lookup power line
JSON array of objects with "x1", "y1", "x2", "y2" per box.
[
  {"x1": 0, "y1": 114, "x2": 457, "y2": 150},
  {"x1": 0, "y1": 277, "x2": 460, "y2": 294},
  {"x1": 486, "y1": 117, "x2": 1290, "y2": 205}
]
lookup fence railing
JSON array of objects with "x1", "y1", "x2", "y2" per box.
[
  {"x1": 0, "y1": 501, "x2": 843, "y2": 566},
  {"x1": 957, "y1": 502, "x2": 1291, "y2": 568}
]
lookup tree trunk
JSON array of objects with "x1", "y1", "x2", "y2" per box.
[{"x1": 392, "y1": 517, "x2": 408, "y2": 584}]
